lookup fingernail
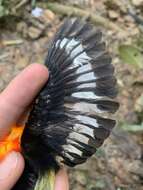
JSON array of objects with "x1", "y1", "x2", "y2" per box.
[{"x1": 0, "y1": 151, "x2": 18, "y2": 180}]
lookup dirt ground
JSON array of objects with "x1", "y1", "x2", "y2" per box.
[{"x1": 0, "y1": 0, "x2": 143, "y2": 190}]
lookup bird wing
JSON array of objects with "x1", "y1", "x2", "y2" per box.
[{"x1": 24, "y1": 18, "x2": 119, "y2": 167}]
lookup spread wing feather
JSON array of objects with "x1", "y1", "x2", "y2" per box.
[{"x1": 22, "y1": 18, "x2": 119, "y2": 168}]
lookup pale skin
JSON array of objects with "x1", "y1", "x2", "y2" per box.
[{"x1": 0, "y1": 64, "x2": 69, "y2": 190}]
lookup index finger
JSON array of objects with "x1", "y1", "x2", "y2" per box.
[
  {"x1": 0, "y1": 64, "x2": 48, "y2": 139},
  {"x1": 55, "y1": 168, "x2": 69, "y2": 190}
]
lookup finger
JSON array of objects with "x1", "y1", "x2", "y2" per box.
[
  {"x1": 0, "y1": 63, "x2": 48, "y2": 138},
  {"x1": 0, "y1": 152, "x2": 25, "y2": 190},
  {"x1": 16, "y1": 106, "x2": 32, "y2": 126},
  {"x1": 55, "y1": 168, "x2": 69, "y2": 190}
]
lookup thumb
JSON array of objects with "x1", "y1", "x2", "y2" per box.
[{"x1": 0, "y1": 152, "x2": 24, "y2": 190}]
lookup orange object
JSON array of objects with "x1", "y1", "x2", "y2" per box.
[{"x1": 0, "y1": 125, "x2": 24, "y2": 160}]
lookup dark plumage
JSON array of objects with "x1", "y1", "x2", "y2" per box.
[{"x1": 12, "y1": 18, "x2": 119, "y2": 190}]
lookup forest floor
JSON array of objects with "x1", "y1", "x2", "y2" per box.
[{"x1": 0, "y1": 0, "x2": 143, "y2": 190}]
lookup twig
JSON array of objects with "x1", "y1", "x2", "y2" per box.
[
  {"x1": 1, "y1": 39, "x2": 23, "y2": 46},
  {"x1": 46, "y1": 3, "x2": 123, "y2": 32},
  {"x1": 14, "y1": 0, "x2": 29, "y2": 11},
  {"x1": 121, "y1": 0, "x2": 143, "y2": 26},
  {"x1": 0, "y1": 53, "x2": 9, "y2": 60}
]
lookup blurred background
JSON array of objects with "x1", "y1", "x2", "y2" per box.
[{"x1": 0, "y1": 0, "x2": 143, "y2": 190}]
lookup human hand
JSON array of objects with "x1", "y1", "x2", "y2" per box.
[{"x1": 0, "y1": 64, "x2": 69, "y2": 190}]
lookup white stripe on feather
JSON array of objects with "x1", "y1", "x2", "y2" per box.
[
  {"x1": 56, "y1": 38, "x2": 91, "y2": 68},
  {"x1": 71, "y1": 102, "x2": 103, "y2": 114},
  {"x1": 64, "y1": 102, "x2": 103, "y2": 114},
  {"x1": 63, "y1": 152, "x2": 75, "y2": 161},
  {"x1": 76, "y1": 115, "x2": 99, "y2": 128},
  {"x1": 73, "y1": 123, "x2": 94, "y2": 138},
  {"x1": 77, "y1": 83, "x2": 96, "y2": 88},
  {"x1": 76, "y1": 63, "x2": 92, "y2": 73},
  {"x1": 67, "y1": 138, "x2": 83, "y2": 146},
  {"x1": 69, "y1": 132, "x2": 89, "y2": 144},
  {"x1": 72, "y1": 91, "x2": 101, "y2": 99},
  {"x1": 63, "y1": 144, "x2": 82, "y2": 156},
  {"x1": 77, "y1": 72, "x2": 96, "y2": 82}
]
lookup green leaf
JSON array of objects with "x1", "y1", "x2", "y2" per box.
[
  {"x1": 0, "y1": 5, "x2": 9, "y2": 17},
  {"x1": 121, "y1": 123, "x2": 143, "y2": 133},
  {"x1": 0, "y1": 0, "x2": 3, "y2": 6},
  {"x1": 0, "y1": 5, "x2": 7, "y2": 17},
  {"x1": 96, "y1": 148, "x2": 105, "y2": 157},
  {"x1": 95, "y1": 179, "x2": 106, "y2": 189},
  {"x1": 119, "y1": 45, "x2": 143, "y2": 69}
]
